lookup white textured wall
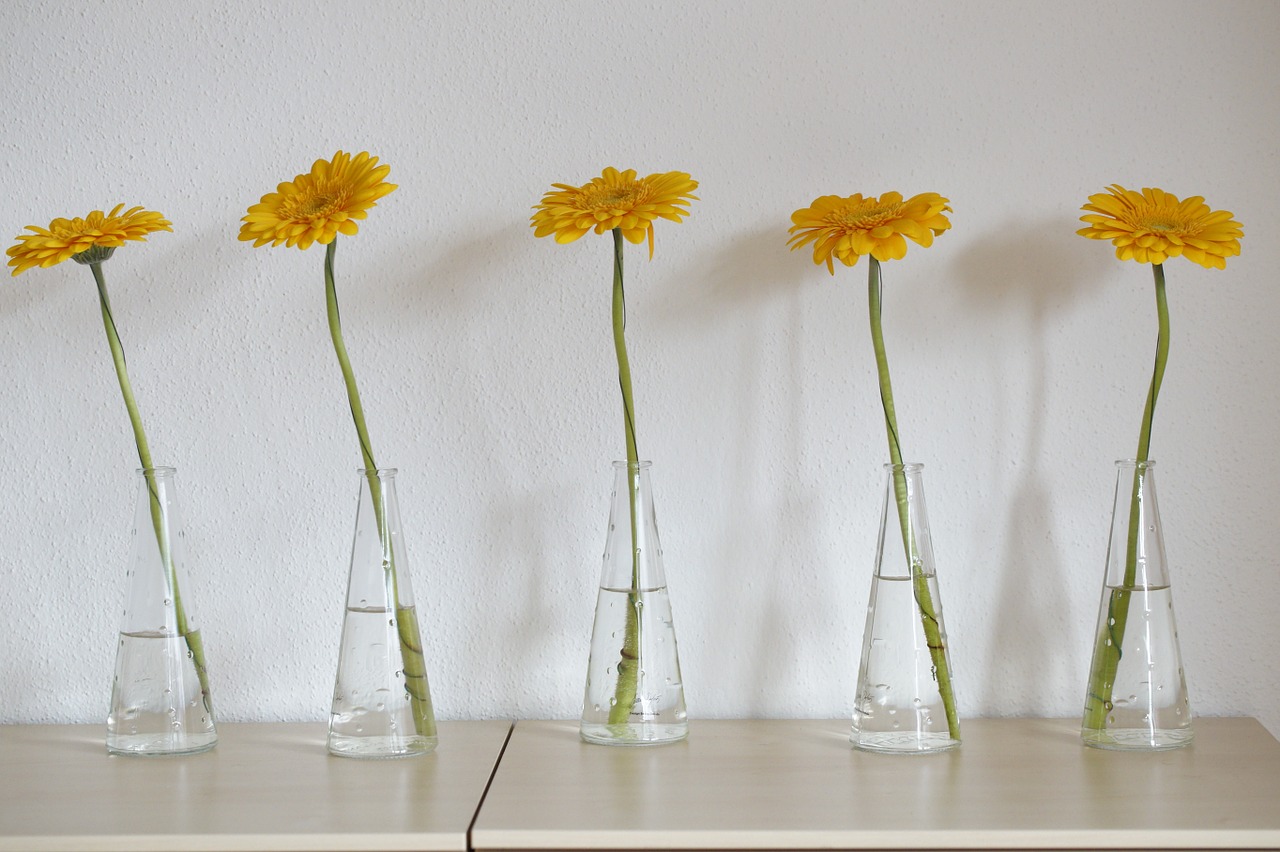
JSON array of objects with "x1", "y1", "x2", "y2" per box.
[{"x1": 1, "y1": 0, "x2": 1277, "y2": 737}]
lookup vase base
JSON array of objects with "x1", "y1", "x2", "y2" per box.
[
  {"x1": 328, "y1": 734, "x2": 437, "y2": 758},
  {"x1": 851, "y1": 730, "x2": 960, "y2": 755},
  {"x1": 107, "y1": 731, "x2": 218, "y2": 757},
  {"x1": 1081, "y1": 726, "x2": 1193, "y2": 751},
  {"x1": 580, "y1": 721, "x2": 688, "y2": 747}
]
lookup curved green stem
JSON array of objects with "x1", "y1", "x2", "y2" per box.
[
  {"x1": 91, "y1": 262, "x2": 212, "y2": 715},
  {"x1": 324, "y1": 241, "x2": 434, "y2": 736},
  {"x1": 868, "y1": 258, "x2": 959, "y2": 739},
  {"x1": 608, "y1": 228, "x2": 642, "y2": 726},
  {"x1": 1084, "y1": 264, "x2": 1168, "y2": 730}
]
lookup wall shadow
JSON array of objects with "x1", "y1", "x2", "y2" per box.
[
  {"x1": 655, "y1": 224, "x2": 856, "y2": 715},
  {"x1": 950, "y1": 217, "x2": 1109, "y2": 712}
]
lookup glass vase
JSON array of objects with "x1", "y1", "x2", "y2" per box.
[
  {"x1": 581, "y1": 460, "x2": 688, "y2": 746},
  {"x1": 851, "y1": 463, "x2": 961, "y2": 754},
  {"x1": 106, "y1": 467, "x2": 218, "y2": 756},
  {"x1": 328, "y1": 468, "x2": 437, "y2": 758},
  {"x1": 1081, "y1": 459, "x2": 1192, "y2": 750}
]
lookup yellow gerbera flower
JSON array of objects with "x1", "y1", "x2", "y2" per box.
[
  {"x1": 1077, "y1": 184, "x2": 1243, "y2": 269},
  {"x1": 7, "y1": 205, "x2": 171, "y2": 276},
  {"x1": 531, "y1": 167, "x2": 698, "y2": 258},
  {"x1": 787, "y1": 191, "x2": 951, "y2": 274},
  {"x1": 239, "y1": 150, "x2": 397, "y2": 250}
]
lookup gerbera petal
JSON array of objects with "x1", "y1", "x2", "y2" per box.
[
  {"x1": 531, "y1": 168, "x2": 698, "y2": 255},
  {"x1": 1078, "y1": 184, "x2": 1242, "y2": 268},
  {"x1": 7, "y1": 205, "x2": 171, "y2": 275},
  {"x1": 786, "y1": 190, "x2": 951, "y2": 268},
  {"x1": 240, "y1": 151, "x2": 396, "y2": 251}
]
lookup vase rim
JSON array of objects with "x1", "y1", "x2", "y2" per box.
[
  {"x1": 357, "y1": 467, "x2": 399, "y2": 477},
  {"x1": 135, "y1": 466, "x2": 177, "y2": 477},
  {"x1": 612, "y1": 459, "x2": 653, "y2": 470},
  {"x1": 1115, "y1": 458, "x2": 1156, "y2": 468},
  {"x1": 882, "y1": 462, "x2": 924, "y2": 472}
]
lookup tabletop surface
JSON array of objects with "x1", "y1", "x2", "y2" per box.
[
  {"x1": 471, "y1": 717, "x2": 1280, "y2": 850},
  {"x1": 0, "y1": 720, "x2": 512, "y2": 852}
]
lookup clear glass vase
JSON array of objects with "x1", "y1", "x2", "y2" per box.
[
  {"x1": 106, "y1": 467, "x2": 218, "y2": 756},
  {"x1": 851, "y1": 463, "x2": 961, "y2": 754},
  {"x1": 328, "y1": 468, "x2": 437, "y2": 758},
  {"x1": 1081, "y1": 459, "x2": 1192, "y2": 750},
  {"x1": 581, "y1": 461, "x2": 688, "y2": 746}
]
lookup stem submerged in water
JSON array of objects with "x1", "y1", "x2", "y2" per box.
[
  {"x1": 1083, "y1": 264, "x2": 1168, "y2": 731},
  {"x1": 608, "y1": 228, "x2": 643, "y2": 726},
  {"x1": 867, "y1": 258, "x2": 960, "y2": 740},
  {"x1": 91, "y1": 262, "x2": 213, "y2": 715},
  {"x1": 324, "y1": 241, "x2": 434, "y2": 737}
]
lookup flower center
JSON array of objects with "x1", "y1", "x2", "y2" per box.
[
  {"x1": 300, "y1": 195, "x2": 337, "y2": 217},
  {"x1": 833, "y1": 202, "x2": 903, "y2": 230},
  {"x1": 1137, "y1": 213, "x2": 1198, "y2": 236},
  {"x1": 52, "y1": 219, "x2": 90, "y2": 239},
  {"x1": 282, "y1": 185, "x2": 349, "y2": 221},
  {"x1": 584, "y1": 184, "x2": 645, "y2": 210},
  {"x1": 1132, "y1": 202, "x2": 1197, "y2": 236}
]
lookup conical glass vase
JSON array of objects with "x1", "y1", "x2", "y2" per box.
[
  {"x1": 1081, "y1": 460, "x2": 1192, "y2": 750},
  {"x1": 581, "y1": 461, "x2": 687, "y2": 746},
  {"x1": 328, "y1": 468, "x2": 437, "y2": 758},
  {"x1": 106, "y1": 467, "x2": 217, "y2": 756},
  {"x1": 851, "y1": 463, "x2": 961, "y2": 754}
]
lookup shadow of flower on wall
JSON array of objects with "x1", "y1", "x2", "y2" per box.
[
  {"x1": 949, "y1": 217, "x2": 1111, "y2": 713},
  {"x1": 646, "y1": 224, "x2": 864, "y2": 715}
]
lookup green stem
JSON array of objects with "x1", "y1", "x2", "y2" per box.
[
  {"x1": 867, "y1": 258, "x2": 960, "y2": 740},
  {"x1": 1083, "y1": 264, "x2": 1168, "y2": 731},
  {"x1": 608, "y1": 228, "x2": 642, "y2": 726},
  {"x1": 91, "y1": 262, "x2": 213, "y2": 715},
  {"x1": 323, "y1": 241, "x2": 434, "y2": 736}
]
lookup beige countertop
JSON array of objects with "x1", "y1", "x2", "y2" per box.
[
  {"x1": 0, "y1": 720, "x2": 512, "y2": 852},
  {"x1": 472, "y1": 717, "x2": 1280, "y2": 850}
]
